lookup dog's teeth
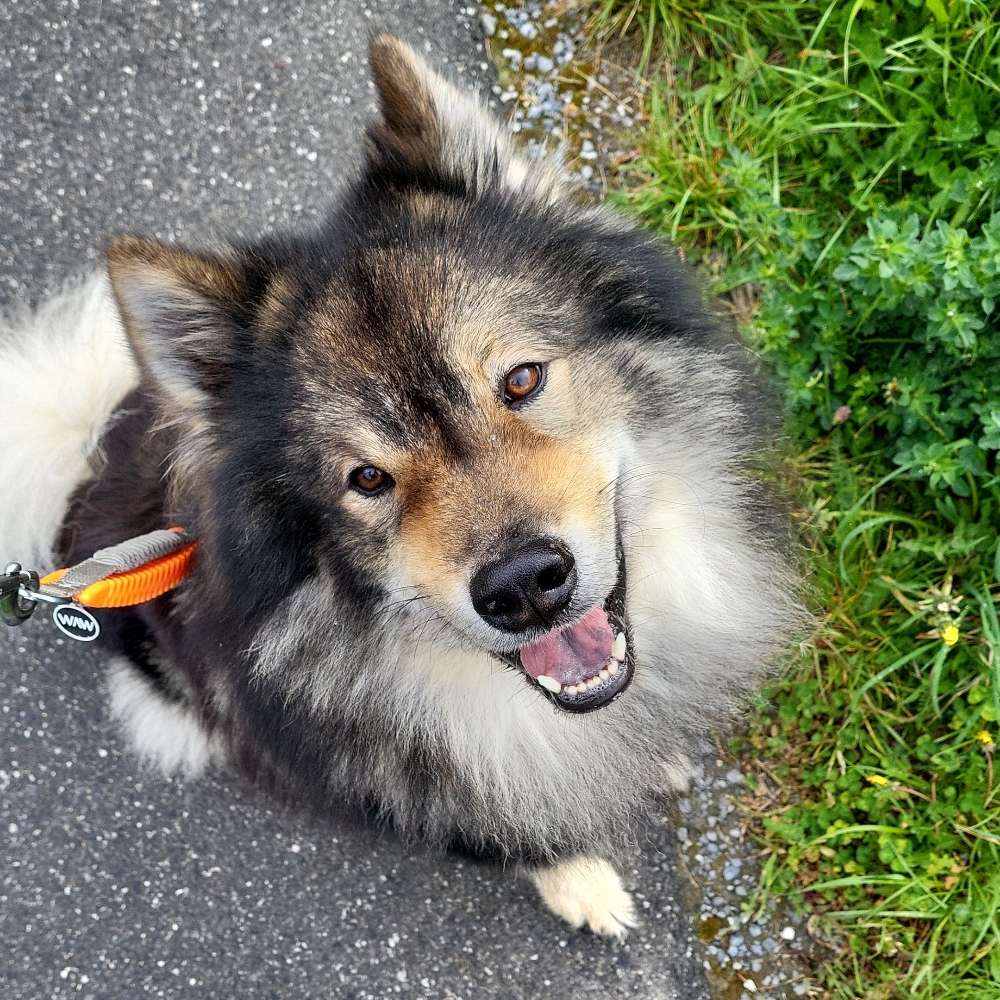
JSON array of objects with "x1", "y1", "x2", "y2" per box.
[
  {"x1": 612, "y1": 632, "x2": 627, "y2": 661},
  {"x1": 608, "y1": 660, "x2": 620, "y2": 676},
  {"x1": 565, "y1": 684, "x2": 579, "y2": 696},
  {"x1": 537, "y1": 675, "x2": 562, "y2": 694},
  {"x1": 586, "y1": 676, "x2": 600, "y2": 690},
  {"x1": 599, "y1": 668, "x2": 610, "y2": 680}
]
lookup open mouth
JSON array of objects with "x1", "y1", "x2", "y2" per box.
[{"x1": 496, "y1": 553, "x2": 634, "y2": 714}]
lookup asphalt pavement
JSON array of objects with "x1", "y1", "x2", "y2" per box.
[{"x1": 0, "y1": 3, "x2": 710, "y2": 997}]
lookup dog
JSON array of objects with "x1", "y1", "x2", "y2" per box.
[{"x1": 0, "y1": 35, "x2": 802, "y2": 937}]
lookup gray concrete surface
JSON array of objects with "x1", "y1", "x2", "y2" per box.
[{"x1": 0, "y1": 3, "x2": 709, "y2": 997}]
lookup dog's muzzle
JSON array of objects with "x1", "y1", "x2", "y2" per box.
[{"x1": 494, "y1": 549, "x2": 634, "y2": 713}]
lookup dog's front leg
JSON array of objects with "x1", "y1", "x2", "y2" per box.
[{"x1": 527, "y1": 855, "x2": 638, "y2": 938}]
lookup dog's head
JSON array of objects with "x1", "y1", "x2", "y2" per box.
[{"x1": 107, "y1": 37, "x2": 773, "y2": 714}]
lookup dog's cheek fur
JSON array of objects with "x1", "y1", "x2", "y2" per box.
[{"x1": 614, "y1": 338, "x2": 806, "y2": 716}]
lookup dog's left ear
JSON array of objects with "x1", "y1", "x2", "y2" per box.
[
  {"x1": 366, "y1": 34, "x2": 560, "y2": 201},
  {"x1": 106, "y1": 235, "x2": 250, "y2": 411}
]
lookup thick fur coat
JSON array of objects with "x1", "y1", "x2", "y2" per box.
[{"x1": 0, "y1": 37, "x2": 803, "y2": 934}]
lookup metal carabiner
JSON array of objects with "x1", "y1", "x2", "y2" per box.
[{"x1": 1, "y1": 562, "x2": 41, "y2": 627}]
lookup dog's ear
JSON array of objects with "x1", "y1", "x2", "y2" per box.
[
  {"x1": 366, "y1": 34, "x2": 560, "y2": 200},
  {"x1": 106, "y1": 235, "x2": 249, "y2": 409}
]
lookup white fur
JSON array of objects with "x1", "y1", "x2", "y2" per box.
[
  {"x1": 529, "y1": 856, "x2": 638, "y2": 938},
  {"x1": 107, "y1": 657, "x2": 219, "y2": 776},
  {"x1": 0, "y1": 273, "x2": 137, "y2": 568},
  {"x1": 659, "y1": 754, "x2": 696, "y2": 794}
]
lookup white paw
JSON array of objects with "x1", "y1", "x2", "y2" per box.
[
  {"x1": 529, "y1": 856, "x2": 638, "y2": 939},
  {"x1": 107, "y1": 657, "x2": 220, "y2": 777}
]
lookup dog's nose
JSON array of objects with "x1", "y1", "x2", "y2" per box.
[{"x1": 470, "y1": 540, "x2": 577, "y2": 633}]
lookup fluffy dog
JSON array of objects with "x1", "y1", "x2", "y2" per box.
[{"x1": 0, "y1": 36, "x2": 802, "y2": 936}]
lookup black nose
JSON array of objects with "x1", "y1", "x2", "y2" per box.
[{"x1": 470, "y1": 539, "x2": 577, "y2": 633}]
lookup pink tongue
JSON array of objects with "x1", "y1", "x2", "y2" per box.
[{"x1": 519, "y1": 605, "x2": 614, "y2": 686}]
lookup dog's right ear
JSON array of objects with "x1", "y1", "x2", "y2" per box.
[{"x1": 106, "y1": 235, "x2": 249, "y2": 411}]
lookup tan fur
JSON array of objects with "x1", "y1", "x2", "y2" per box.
[
  {"x1": 366, "y1": 34, "x2": 564, "y2": 204},
  {"x1": 107, "y1": 236, "x2": 246, "y2": 316},
  {"x1": 292, "y1": 248, "x2": 622, "y2": 621},
  {"x1": 257, "y1": 273, "x2": 300, "y2": 339},
  {"x1": 398, "y1": 425, "x2": 613, "y2": 608}
]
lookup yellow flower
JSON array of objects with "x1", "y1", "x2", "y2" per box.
[
  {"x1": 867, "y1": 774, "x2": 890, "y2": 787},
  {"x1": 941, "y1": 624, "x2": 959, "y2": 647},
  {"x1": 976, "y1": 730, "x2": 994, "y2": 748}
]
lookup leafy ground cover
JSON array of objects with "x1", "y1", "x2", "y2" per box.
[{"x1": 588, "y1": 2, "x2": 1000, "y2": 996}]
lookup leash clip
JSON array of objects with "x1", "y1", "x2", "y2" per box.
[
  {"x1": 2, "y1": 561, "x2": 100, "y2": 641},
  {"x1": 1, "y1": 562, "x2": 44, "y2": 627}
]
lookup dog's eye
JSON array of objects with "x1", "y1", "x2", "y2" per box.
[
  {"x1": 502, "y1": 363, "x2": 546, "y2": 407},
  {"x1": 349, "y1": 465, "x2": 394, "y2": 497}
]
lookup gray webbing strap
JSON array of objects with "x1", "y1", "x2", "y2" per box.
[{"x1": 41, "y1": 529, "x2": 192, "y2": 600}]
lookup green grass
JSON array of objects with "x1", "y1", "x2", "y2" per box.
[
  {"x1": 586, "y1": 1, "x2": 1000, "y2": 996},
  {"x1": 740, "y1": 444, "x2": 1000, "y2": 998},
  {"x1": 589, "y1": 0, "x2": 798, "y2": 70}
]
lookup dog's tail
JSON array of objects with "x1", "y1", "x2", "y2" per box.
[{"x1": 0, "y1": 273, "x2": 137, "y2": 569}]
